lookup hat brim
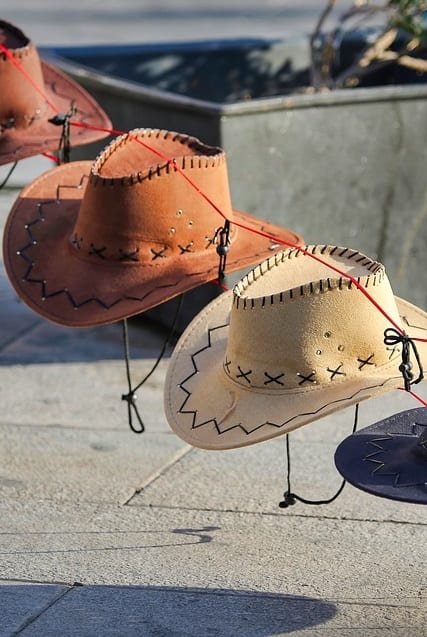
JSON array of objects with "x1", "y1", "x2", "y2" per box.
[
  {"x1": 3, "y1": 161, "x2": 303, "y2": 327},
  {"x1": 334, "y1": 407, "x2": 427, "y2": 504},
  {"x1": 164, "y1": 290, "x2": 427, "y2": 450},
  {"x1": 0, "y1": 60, "x2": 111, "y2": 165}
]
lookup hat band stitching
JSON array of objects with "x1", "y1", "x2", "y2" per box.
[
  {"x1": 18, "y1": 191, "x2": 230, "y2": 267},
  {"x1": 73, "y1": 240, "x2": 208, "y2": 262},
  {"x1": 222, "y1": 350, "x2": 401, "y2": 391},
  {"x1": 177, "y1": 321, "x2": 402, "y2": 406}
]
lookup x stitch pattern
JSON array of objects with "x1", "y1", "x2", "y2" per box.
[
  {"x1": 88, "y1": 243, "x2": 107, "y2": 259},
  {"x1": 119, "y1": 247, "x2": 140, "y2": 262},
  {"x1": 297, "y1": 371, "x2": 317, "y2": 385},
  {"x1": 327, "y1": 364, "x2": 346, "y2": 380},
  {"x1": 178, "y1": 242, "x2": 194, "y2": 254},
  {"x1": 236, "y1": 366, "x2": 253, "y2": 384},
  {"x1": 264, "y1": 372, "x2": 285, "y2": 386},
  {"x1": 150, "y1": 246, "x2": 168, "y2": 260},
  {"x1": 357, "y1": 353, "x2": 375, "y2": 369},
  {"x1": 222, "y1": 355, "x2": 394, "y2": 389}
]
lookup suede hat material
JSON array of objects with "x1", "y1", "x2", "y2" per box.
[
  {"x1": 334, "y1": 407, "x2": 427, "y2": 504},
  {"x1": 164, "y1": 245, "x2": 427, "y2": 450},
  {"x1": 3, "y1": 128, "x2": 303, "y2": 327},
  {"x1": 0, "y1": 19, "x2": 111, "y2": 165}
]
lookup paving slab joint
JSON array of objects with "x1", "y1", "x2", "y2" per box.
[{"x1": 14, "y1": 583, "x2": 76, "y2": 635}]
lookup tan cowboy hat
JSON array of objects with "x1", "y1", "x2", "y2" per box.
[
  {"x1": 3, "y1": 127, "x2": 303, "y2": 327},
  {"x1": 164, "y1": 244, "x2": 427, "y2": 450},
  {"x1": 0, "y1": 19, "x2": 111, "y2": 165}
]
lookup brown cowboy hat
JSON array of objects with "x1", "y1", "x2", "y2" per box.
[
  {"x1": 334, "y1": 407, "x2": 427, "y2": 504},
  {"x1": 164, "y1": 244, "x2": 427, "y2": 450},
  {"x1": 0, "y1": 19, "x2": 111, "y2": 165},
  {"x1": 3, "y1": 127, "x2": 304, "y2": 327}
]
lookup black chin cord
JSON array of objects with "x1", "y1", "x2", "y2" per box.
[
  {"x1": 279, "y1": 403, "x2": 359, "y2": 508},
  {"x1": 121, "y1": 295, "x2": 184, "y2": 433},
  {"x1": 49, "y1": 103, "x2": 76, "y2": 164},
  {"x1": 215, "y1": 219, "x2": 231, "y2": 282},
  {"x1": 0, "y1": 161, "x2": 17, "y2": 189}
]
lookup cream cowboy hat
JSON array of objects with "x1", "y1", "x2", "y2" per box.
[
  {"x1": 3, "y1": 128, "x2": 303, "y2": 327},
  {"x1": 164, "y1": 244, "x2": 427, "y2": 450},
  {"x1": 0, "y1": 19, "x2": 111, "y2": 165},
  {"x1": 334, "y1": 407, "x2": 427, "y2": 504}
]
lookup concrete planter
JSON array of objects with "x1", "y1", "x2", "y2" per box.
[{"x1": 43, "y1": 36, "x2": 427, "y2": 325}]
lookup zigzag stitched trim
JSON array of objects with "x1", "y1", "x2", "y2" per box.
[{"x1": 364, "y1": 420, "x2": 427, "y2": 488}]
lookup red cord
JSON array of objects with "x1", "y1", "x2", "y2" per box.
[
  {"x1": 399, "y1": 388, "x2": 427, "y2": 407},
  {"x1": 42, "y1": 152, "x2": 60, "y2": 163}
]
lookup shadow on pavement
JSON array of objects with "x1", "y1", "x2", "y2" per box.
[{"x1": 2, "y1": 582, "x2": 337, "y2": 636}]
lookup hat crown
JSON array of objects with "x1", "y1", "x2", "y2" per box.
[
  {"x1": 71, "y1": 129, "x2": 234, "y2": 264},
  {"x1": 0, "y1": 20, "x2": 48, "y2": 129},
  {"x1": 224, "y1": 245, "x2": 402, "y2": 391}
]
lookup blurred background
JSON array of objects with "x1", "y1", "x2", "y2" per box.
[{"x1": 2, "y1": 1, "x2": 352, "y2": 46}]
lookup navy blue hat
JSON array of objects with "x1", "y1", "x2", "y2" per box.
[{"x1": 334, "y1": 407, "x2": 427, "y2": 504}]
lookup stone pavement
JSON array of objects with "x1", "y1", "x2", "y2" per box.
[{"x1": 1, "y1": 2, "x2": 426, "y2": 635}]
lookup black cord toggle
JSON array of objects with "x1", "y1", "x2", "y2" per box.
[
  {"x1": 278, "y1": 492, "x2": 296, "y2": 508},
  {"x1": 214, "y1": 219, "x2": 231, "y2": 281},
  {"x1": 121, "y1": 390, "x2": 145, "y2": 434},
  {"x1": 48, "y1": 113, "x2": 68, "y2": 126},
  {"x1": 48, "y1": 103, "x2": 77, "y2": 164},
  {"x1": 384, "y1": 328, "x2": 424, "y2": 391}
]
